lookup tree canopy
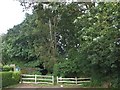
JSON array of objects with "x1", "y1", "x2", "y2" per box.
[{"x1": 2, "y1": 2, "x2": 120, "y2": 88}]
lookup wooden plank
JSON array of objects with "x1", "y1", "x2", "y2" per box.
[
  {"x1": 22, "y1": 74, "x2": 53, "y2": 78},
  {"x1": 58, "y1": 78, "x2": 75, "y2": 80},
  {"x1": 22, "y1": 78, "x2": 35, "y2": 80},
  {"x1": 52, "y1": 76, "x2": 54, "y2": 84},
  {"x1": 36, "y1": 75, "x2": 53, "y2": 78},
  {"x1": 77, "y1": 81, "x2": 91, "y2": 83},
  {"x1": 35, "y1": 74, "x2": 37, "y2": 83},
  {"x1": 58, "y1": 81, "x2": 76, "y2": 83},
  {"x1": 37, "y1": 82, "x2": 53, "y2": 84},
  {"x1": 22, "y1": 81, "x2": 34, "y2": 83},
  {"x1": 21, "y1": 74, "x2": 35, "y2": 77},
  {"x1": 75, "y1": 77, "x2": 77, "y2": 84},
  {"x1": 37, "y1": 79, "x2": 52, "y2": 81},
  {"x1": 77, "y1": 78, "x2": 91, "y2": 80},
  {"x1": 57, "y1": 76, "x2": 58, "y2": 84}
]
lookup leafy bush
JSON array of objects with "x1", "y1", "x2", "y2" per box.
[
  {"x1": 53, "y1": 64, "x2": 59, "y2": 77},
  {"x1": 1, "y1": 71, "x2": 21, "y2": 87},
  {"x1": 53, "y1": 61, "x2": 80, "y2": 77},
  {"x1": 12, "y1": 71, "x2": 21, "y2": 84},
  {"x1": 2, "y1": 65, "x2": 14, "y2": 71}
]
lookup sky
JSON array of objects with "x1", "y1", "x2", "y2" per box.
[{"x1": 0, "y1": 0, "x2": 32, "y2": 35}]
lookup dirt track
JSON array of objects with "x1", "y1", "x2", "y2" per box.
[
  {"x1": 3, "y1": 83, "x2": 65, "y2": 89},
  {"x1": 14, "y1": 83, "x2": 60, "y2": 88}
]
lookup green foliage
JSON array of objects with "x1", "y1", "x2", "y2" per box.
[
  {"x1": 1, "y1": 72, "x2": 13, "y2": 87},
  {"x1": 53, "y1": 64, "x2": 59, "y2": 77},
  {"x1": 12, "y1": 71, "x2": 21, "y2": 84},
  {"x1": 1, "y1": 71, "x2": 21, "y2": 87},
  {"x1": 2, "y1": 65, "x2": 13, "y2": 71},
  {"x1": 6, "y1": 59, "x2": 26, "y2": 68},
  {"x1": 74, "y1": 3, "x2": 120, "y2": 87},
  {"x1": 2, "y1": 2, "x2": 120, "y2": 88}
]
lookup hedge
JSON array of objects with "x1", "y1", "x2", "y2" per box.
[{"x1": 0, "y1": 71, "x2": 21, "y2": 87}]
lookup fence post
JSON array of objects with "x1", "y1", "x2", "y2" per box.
[
  {"x1": 35, "y1": 74, "x2": 37, "y2": 84},
  {"x1": 75, "y1": 77, "x2": 77, "y2": 84},
  {"x1": 57, "y1": 76, "x2": 58, "y2": 84},
  {"x1": 20, "y1": 74, "x2": 23, "y2": 83},
  {"x1": 52, "y1": 76, "x2": 54, "y2": 84}
]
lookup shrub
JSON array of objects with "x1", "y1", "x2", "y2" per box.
[
  {"x1": 53, "y1": 64, "x2": 59, "y2": 77},
  {"x1": 53, "y1": 60, "x2": 82, "y2": 78},
  {"x1": 2, "y1": 65, "x2": 13, "y2": 71},
  {"x1": 1, "y1": 71, "x2": 21, "y2": 87},
  {"x1": 12, "y1": 71, "x2": 21, "y2": 84}
]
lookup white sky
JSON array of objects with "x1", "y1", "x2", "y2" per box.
[{"x1": 0, "y1": 0, "x2": 32, "y2": 35}]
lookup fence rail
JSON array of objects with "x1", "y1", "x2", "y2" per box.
[
  {"x1": 21, "y1": 74, "x2": 54, "y2": 84},
  {"x1": 57, "y1": 77, "x2": 91, "y2": 85}
]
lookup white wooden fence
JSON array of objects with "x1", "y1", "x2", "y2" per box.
[
  {"x1": 57, "y1": 77, "x2": 91, "y2": 85},
  {"x1": 21, "y1": 74, "x2": 54, "y2": 84},
  {"x1": 21, "y1": 74, "x2": 91, "y2": 85}
]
